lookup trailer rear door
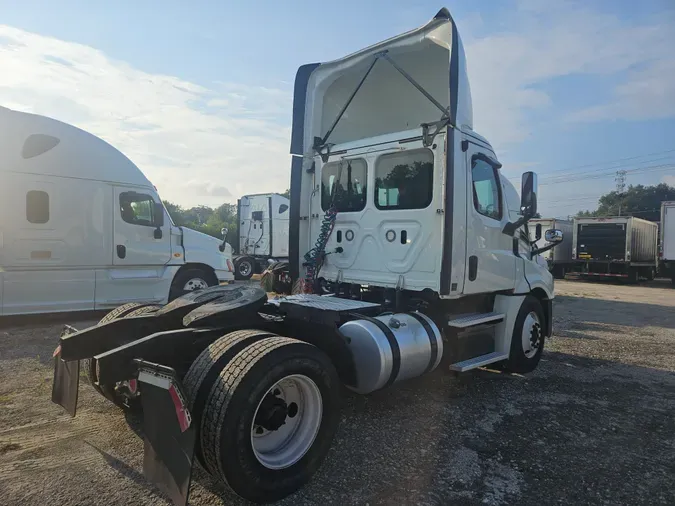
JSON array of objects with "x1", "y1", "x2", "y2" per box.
[{"x1": 577, "y1": 222, "x2": 627, "y2": 261}]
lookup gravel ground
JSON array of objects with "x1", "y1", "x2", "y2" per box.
[{"x1": 1, "y1": 279, "x2": 674, "y2": 505}]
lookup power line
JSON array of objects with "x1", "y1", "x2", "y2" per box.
[
  {"x1": 507, "y1": 149, "x2": 675, "y2": 182},
  {"x1": 538, "y1": 164, "x2": 675, "y2": 186}
]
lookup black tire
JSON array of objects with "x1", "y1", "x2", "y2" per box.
[
  {"x1": 170, "y1": 267, "x2": 219, "y2": 301},
  {"x1": 627, "y1": 268, "x2": 639, "y2": 284},
  {"x1": 552, "y1": 265, "x2": 565, "y2": 280},
  {"x1": 645, "y1": 267, "x2": 655, "y2": 281},
  {"x1": 90, "y1": 304, "x2": 161, "y2": 407},
  {"x1": 83, "y1": 302, "x2": 147, "y2": 395},
  {"x1": 182, "y1": 329, "x2": 278, "y2": 470},
  {"x1": 235, "y1": 256, "x2": 255, "y2": 281},
  {"x1": 504, "y1": 296, "x2": 546, "y2": 374},
  {"x1": 201, "y1": 337, "x2": 341, "y2": 504}
]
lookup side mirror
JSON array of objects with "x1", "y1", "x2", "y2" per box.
[
  {"x1": 221, "y1": 227, "x2": 228, "y2": 239},
  {"x1": 153, "y1": 203, "x2": 165, "y2": 227},
  {"x1": 532, "y1": 228, "x2": 563, "y2": 256},
  {"x1": 545, "y1": 229, "x2": 563, "y2": 244},
  {"x1": 502, "y1": 171, "x2": 539, "y2": 237},
  {"x1": 520, "y1": 172, "x2": 538, "y2": 219}
]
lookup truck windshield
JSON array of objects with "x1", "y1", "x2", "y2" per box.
[{"x1": 321, "y1": 158, "x2": 367, "y2": 212}]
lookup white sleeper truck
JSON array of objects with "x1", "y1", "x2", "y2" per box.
[
  {"x1": 50, "y1": 9, "x2": 564, "y2": 506},
  {"x1": 0, "y1": 106, "x2": 234, "y2": 316},
  {"x1": 660, "y1": 201, "x2": 675, "y2": 285},
  {"x1": 233, "y1": 193, "x2": 289, "y2": 280}
]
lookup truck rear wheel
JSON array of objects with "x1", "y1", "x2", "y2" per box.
[
  {"x1": 200, "y1": 336, "x2": 341, "y2": 503},
  {"x1": 504, "y1": 296, "x2": 545, "y2": 374},
  {"x1": 86, "y1": 304, "x2": 161, "y2": 407},
  {"x1": 83, "y1": 302, "x2": 150, "y2": 396},
  {"x1": 182, "y1": 329, "x2": 278, "y2": 469},
  {"x1": 235, "y1": 256, "x2": 255, "y2": 281}
]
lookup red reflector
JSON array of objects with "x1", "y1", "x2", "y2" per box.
[
  {"x1": 128, "y1": 379, "x2": 138, "y2": 394},
  {"x1": 53, "y1": 345, "x2": 62, "y2": 358},
  {"x1": 227, "y1": 259, "x2": 234, "y2": 272},
  {"x1": 168, "y1": 384, "x2": 191, "y2": 432}
]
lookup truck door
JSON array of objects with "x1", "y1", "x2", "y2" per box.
[
  {"x1": 463, "y1": 146, "x2": 517, "y2": 294},
  {"x1": 113, "y1": 187, "x2": 171, "y2": 266}
]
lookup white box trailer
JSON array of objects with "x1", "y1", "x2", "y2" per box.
[
  {"x1": 528, "y1": 219, "x2": 573, "y2": 278},
  {"x1": 572, "y1": 216, "x2": 658, "y2": 282},
  {"x1": 0, "y1": 106, "x2": 234, "y2": 316},
  {"x1": 660, "y1": 201, "x2": 675, "y2": 285},
  {"x1": 51, "y1": 8, "x2": 567, "y2": 506},
  {"x1": 232, "y1": 193, "x2": 289, "y2": 280}
]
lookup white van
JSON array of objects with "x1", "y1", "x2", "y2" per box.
[{"x1": 0, "y1": 106, "x2": 234, "y2": 316}]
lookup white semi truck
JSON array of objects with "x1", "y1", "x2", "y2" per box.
[
  {"x1": 232, "y1": 193, "x2": 289, "y2": 280},
  {"x1": 51, "y1": 9, "x2": 564, "y2": 506},
  {"x1": 659, "y1": 201, "x2": 675, "y2": 285},
  {"x1": 0, "y1": 106, "x2": 234, "y2": 316}
]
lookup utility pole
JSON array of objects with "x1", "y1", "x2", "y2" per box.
[{"x1": 615, "y1": 170, "x2": 627, "y2": 216}]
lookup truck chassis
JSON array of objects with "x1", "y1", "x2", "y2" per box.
[{"x1": 52, "y1": 283, "x2": 551, "y2": 505}]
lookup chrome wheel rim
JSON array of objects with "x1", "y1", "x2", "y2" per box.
[
  {"x1": 238, "y1": 261, "x2": 252, "y2": 277},
  {"x1": 183, "y1": 278, "x2": 208, "y2": 291},
  {"x1": 521, "y1": 311, "x2": 542, "y2": 359},
  {"x1": 251, "y1": 374, "x2": 323, "y2": 470}
]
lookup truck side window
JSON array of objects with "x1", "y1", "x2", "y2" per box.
[
  {"x1": 471, "y1": 158, "x2": 502, "y2": 220},
  {"x1": 321, "y1": 158, "x2": 367, "y2": 212},
  {"x1": 375, "y1": 148, "x2": 433, "y2": 210},
  {"x1": 119, "y1": 192, "x2": 156, "y2": 227},
  {"x1": 26, "y1": 190, "x2": 50, "y2": 224},
  {"x1": 278, "y1": 204, "x2": 289, "y2": 214}
]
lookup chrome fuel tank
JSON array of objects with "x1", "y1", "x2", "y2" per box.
[{"x1": 339, "y1": 312, "x2": 443, "y2": 394}]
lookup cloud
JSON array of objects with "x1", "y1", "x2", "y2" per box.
[
  {"x1": 461, "y1": 1, "x2": 675, "y2": 150},
  {"x1": 567, "y1": 59, "x2": 675, "y2": 123},
  {"x1": 0, "y1": 25, "x2": 292, "y2": 207},
  {"x1": 664, "y1": 175, "x2": 675, "y2": 187},
  {"x1": 184, "y1": 180, "x2": 232, "y2": 197}
]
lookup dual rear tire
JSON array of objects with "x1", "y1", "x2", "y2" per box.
[{"x1": 183, "y1": 330, "x2": 341, "y2": 504}]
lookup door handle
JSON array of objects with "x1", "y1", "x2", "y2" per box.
[{"x1": 117, "y1": 244, "x2": 126, "y2": 259}]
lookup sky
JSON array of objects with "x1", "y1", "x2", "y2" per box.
[{"x1": 0, "y1": 0, "x2": 673, "y2": 218}]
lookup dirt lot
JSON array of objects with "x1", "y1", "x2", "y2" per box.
[{"x1": 1, "y1": 279, "x2": 674, "y2": 505}]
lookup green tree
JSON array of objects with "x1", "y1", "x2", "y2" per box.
[
  {"x1": 280, "y1": 189, "x2": 290, "y2": 199},
  {"x1": 575, "y1": 183, "x2": 675, "y2": 221}
]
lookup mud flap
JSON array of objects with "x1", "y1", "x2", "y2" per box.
[
  {"x1": 137, "y1": 360, "x2": 196, "y2": 506},
  {"x1": 51, "y1": 325, "x2": 80, "y2": 416}
]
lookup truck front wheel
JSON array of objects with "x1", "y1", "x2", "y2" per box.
[
  {"x1": 504, "y1": 296, "x2": 546, "y2": 374},
  {"x1": 169, "y1": 266, "x2": 218, "y2": 300},
  {"x1": 201, "y1": 336, "x2": 341, "y2": 503},
  {"x1": 235, "y1": 256, "x2": 255, "y2": 280}
]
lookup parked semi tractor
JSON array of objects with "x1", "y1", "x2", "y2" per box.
[
  {"x1": 528, "y1": 218, "x2": 573, "y2": 279},
  {"x1": 659, "y1": 201, "x2": 675, "y2": 285},
  {"x1": 0, "y1": 107, "x2": 234, "y2": 316},
  {"x1": 572, "y1": 216, "x2": 658, "y2": 282},
  {"x1": 50, "y1": 9, "x2": 565, "y2": 505},
  {"x1": 232, "y1": 193, "x2": 290, "y2": 281}
]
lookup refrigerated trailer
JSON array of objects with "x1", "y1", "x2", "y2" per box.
[
  {"x1": 572, "y1": 216, "x2": 658, "y2": 281},
  {"x1": 232, "y1": 193, "x2": 290, "y2": 280},
  {"x1": 528, "y1": 219, "x2": 573, "y2": 278},
  {"x1": 660, "y1": 201, "x2": 675, "y2": 285},
  {"x1": 50, "y1": 9, "x2": 566, "y2": 506}
]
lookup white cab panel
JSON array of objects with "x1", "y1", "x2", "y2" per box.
[{"x1": 462, "y1": 142, "x2": 516, "y2": 294}]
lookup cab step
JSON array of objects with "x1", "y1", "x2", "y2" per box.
[
  {"x1": 448, "y1": 351, "x2": 509, "y2": 372},
  {"x1": 447, "y1": 312, "x2": 504, "y2": 329}
]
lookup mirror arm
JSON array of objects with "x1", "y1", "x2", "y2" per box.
[
  {"x1": 533, "y1": 242, "x2": 558, "y2": 256},
  {"x1": 502, "y1": 216, "x2": 528, "y2": 236}
]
